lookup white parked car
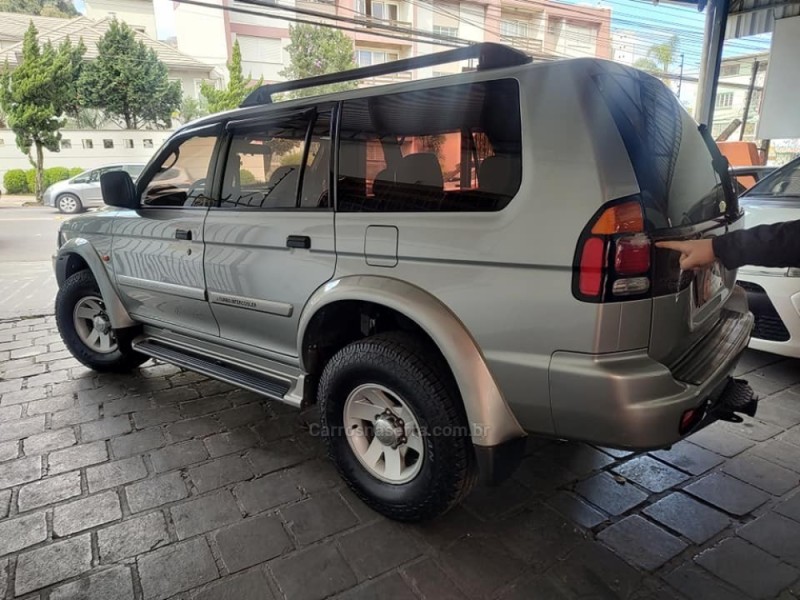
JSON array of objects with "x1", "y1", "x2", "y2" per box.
[
  {"x1": 44, "y1": 164, "x2": 146, "y2": 214},
  {"x1": 737, "y1": 156, "x2": 800, "y2": 358}
]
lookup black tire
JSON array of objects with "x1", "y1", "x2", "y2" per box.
[
  {"x1": 55, "y1": 270, "x2": 148, "y2": 372},
  {"x1": 56, "y1": 193, "x2": 83, "y2": 214},
  {"x1": 319, "y1": 331, "x2": 476, "y2": 522}
]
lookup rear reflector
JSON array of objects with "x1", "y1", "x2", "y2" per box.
[
  {"x1": 679, "y1": 407, "x2": 704, "y2": 435},
  {"x1": 579, "y1": 237, "x2": 605, "y2": 296}
]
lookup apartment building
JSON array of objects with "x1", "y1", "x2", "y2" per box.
[{"x1": 711, "y1": 52, "x2": 768, "y2": 142}]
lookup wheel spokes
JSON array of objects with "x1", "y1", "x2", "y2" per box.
[
  {"x1": 86, "y1": 329, "x2": 101, "y2": 346},
  {"x1": 97, "y1": 333, "x2": 112, "y2": 352},
  {"x1": 362, "y1": 437, "x2": 384, "y2": 468},
  {"x1": 348, "y1": 399, "x2": 381, "y2": 422},
  {"x1": 405, "y1": 431, "x2": 424, "y2": 454},
  {"x1": 383, "y1": 447, "x2": 403, "y2": 480},
  {"x1": 75, "y1": 305, "x2": 96, "y2": 319},
  {"x1": 360, "y1": 387, "x2": 394, "y2": 409}
]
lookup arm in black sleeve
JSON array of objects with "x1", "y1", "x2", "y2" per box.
[{"x1": 712, "y1": 220, "x2": 800, "y2": 270}]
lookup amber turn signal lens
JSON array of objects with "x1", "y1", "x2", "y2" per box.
[{"x1": 591, "y1": 201, "x2": 644, "y2": 235}]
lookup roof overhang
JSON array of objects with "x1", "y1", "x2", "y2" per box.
[{"x1": 654, "y1": 0, "x2": 800, "y2": 37}]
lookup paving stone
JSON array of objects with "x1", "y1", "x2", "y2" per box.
[
  {"x1": 53, "y1": 490, "x2": 122, "y2": 536},
  {"x1": 753, "y1": 439, "x2": 800, "y2": 474},
  {"x1": 246, "y1": 440, "x2": 311, "y2": 475},
  {"x1": 539, "y1": 442, "x2": 615, "y2": 476},
  {"x1": 722, "y1": 453, "x2": 800, "y2": 495},
  {"x1": 643, "y1": 492, "x2": 731, "y2": 545},
  {"x1": 281, "y1": 491, "x2": 358, "y2": 546},
  {"x1": 575, "y1": 472, "x2": 648, "y2": 516},
  {"x1": 0, "y1": 511, "x2": 47, "y2": 556},
  {"x1": 217, "y1": 403, "x2": 268, "y2": 429},
  {"x1": 87, "y1": 456, "x2": 148, "y2": 492},
  {"x1": 166, "y1": 417, "x2": 219, "y2": 442},
  {"x1": 0, "y1": 404, "x2": 22, "y2": 422},
  {"x1": 758, "y1": 401, "x2": 800, "y2": 428},
  {"x1": 196, "y1": 379, "x2": 234, "y2": 396},
  {"x1": 338, "y1": 520, "x2": 422, "y2": 581},
  {"x1": 25, "y1": 394, "x2": 75, "y2": 416},
  {"x1": 688, "y1": 425, "x2": 755, "y2": 457},
  {"x1": 546, "y1": 491, "x2": 608, "y2": 529},
  {"x1": 48, "y1": 441, "x2": 108, "y2": 475},
  {"x1": 98, "y1": 511, "x2": 169, "y2": 563},
  {"x1": 0, "y1": 414, "x2": 45, "y2": 442},
  {"x1": 438, "y1": 536, "x2": 527, "y2": 600},
  {"x1": 188, "y1": 454, "x2": 253, "y2": 493},
  {"x1": 81, "y1": 415, "x2": 132, "y2": 442},
  {"x1": 722, "y1": 417, "x2": 785, "y2": 442},
  {"x1": 776, "y1": 491, "x2": 800, "y2": 523},
  {"x1": 666, "y1": 563, "x2": 746, "y2": 600},
  {"x1": 50, "y1": 405, "x2": 99, "y2": 428},
  {"x1": 0, "y1": 439, "x2": 19, "y2": 462},
  {"x1": 0, "y1": 557, "x2": 6, "y2": 598},
  {"x1": 598, "y1": 515, "x2": 687, "y2": 571},
  {"x1": 287, "y1": 459, "x2": 342, "y2": 494},
  {"x1": 102, "y1": 393, "x2": 153, "y2": 416},
  {"x1": 463, "y1": 478, "x2": 531, "y2": 519},
  {"x1": 171, "y1": 489, "x2": 242, "y2": 539},
  {"x1": 612, "y1": 455, "x2": 689, "y2": 493},
  {"x1": 137, "y1": 537, "x2": 219, "y2": 600},
  {"x1": 338, "y1": 573, "x2": 418, "y2": 600},
  {"x1": 401, "y1": 559, "x2": 464, "y2": 600},
  {"x1": 51, "y1": 378, "x2": 96, "y2": 398},
  {"x1": 738, "y1": 512, "x2": 800, "y2": 569},
  {"x1": 18, "y1": 471, "x2": 82, "y2": 512},
  {"x1": 0, "y1": 490, "x2": 8, "y2": 518},
  {"x1": 650, "y1": 441, "x2": 725, "y2": 475},
  {"x1": 214, "y1": 514, "x2": 292, "y2": 572},
  {"x1": 15, "y1": 534, "x2": 92, "y2": 595},
  {"x1": 50, "y1": 565, "x2": 134, "y2": 600},
  {"x1": 23, "y1": 428, "x2": 77, "y2": 455},
  {"x1": 204, "y1": 428, "x2": 259, "y2": 458},
  {"x1": 0, "y1": 387, "x2": 47, "y2": 406},
  {"x1": 192, "y1": 568, "x2": 275, "y2": 600},
  {"x1": 110, "y1": 427, "x2": 166, "y2": 459},
  {"x1": 684, "y1": 472, "x2": 770, "y2": 516},
  {"x1": 271, "y1": 542, "x2": 356, "y2": 600},
  {"x1": 233, "y1": 471, "x2": 305, "y2": 515},
  {"x1": 126, "y1": 471, "x2": 188, "y2": 513},
  {"x1": 179, "y1": 394, "x2": 230, "y2": 419},
  {"x1": 134, "y1": 406, "x2": 182, "y2": 429},
  {"x1": 253, "y1": 414, "x2": 299, "y2": 443},
  {"x1": 0, "y1": 455, "x2": 41, "y2": 489},
  {"x1": 150, "y1": 439, "x2": 208, "y2": 472},
  {"x1": 695, "y1": 537, "x2": 799, "y2": 599}
]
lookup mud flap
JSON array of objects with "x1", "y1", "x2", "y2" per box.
[{"x1": 716, "y1": 377, "x2": 758, "y2": 422}]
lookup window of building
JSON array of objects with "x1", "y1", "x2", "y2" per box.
[
  {"x1": 338, "y1": 79, "x2": 522, "y2": 212},
  {"x1": 501, "y1": 19, "x2": 530, "y2": 38},
  {"x1": 141, "y1": 132, "x2": 218, "y2": 207},
  {"x1": 715, "y1": 92, "x2": 734, "y2": 109},
  {"x1": 356, "y1": 0, "x2": 398, "y2": 20},
  {"x1": 433, "y1": 25, "x2": 458, "y2": 37},
  {"x1": 123, "y1": 139, "x2": 134, "y2": 149},
  {"x1": 220, "y1": 111, "x2": 332, "y2": 209},
  {"x1": 103, "y1": 139, "x2": 114, "y2": 149},
  {"x1": 82, "y1": 139, "x2": 94, "y2": 149},
  {"x1": 61, "y1": 139, "x2": 72, "y2": 149},
  {"x1": 143, "y1": 139, "x2": 154, "y2": 148},
  {"x1": 721, "y1": 64, "x2": 740, "y2": 77},
  {"x1": 356, "y1": 49, "x2": 400, "y2": 67}
]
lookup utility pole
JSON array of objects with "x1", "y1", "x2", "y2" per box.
[
  {"x1": 677, "y1": 53, "x2": 685, "y2": 98},
  {"x1": 739, "y1": 58, "x2": 760, "y2": 141}
]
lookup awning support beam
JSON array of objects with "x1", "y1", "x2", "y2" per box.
[{"x1": 695, "y1": 0, "x2": 732, "y2": 126}]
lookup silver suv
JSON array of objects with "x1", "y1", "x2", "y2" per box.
[{"x1": 53, "y1": 44, "x2": 756, "y2": 522}]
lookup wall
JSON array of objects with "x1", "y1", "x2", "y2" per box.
[
  {"x1": 83, "y1": 0, "x2": 158, "y2": 38},
  {"x1": 758, "y1": 16, "x2": 800, "y2": 139},
  {"x1": 174, "y1": 0, "x2": 230, "y2": 72}
]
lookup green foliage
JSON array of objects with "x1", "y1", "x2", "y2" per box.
[
  {"x1": 45, "y1": 166, "x2": 70, "y2": 186},
  {"x1": 25, "y1": 168, "x2": 36, "y2": 192},
  {"x1": 0, "y1": 24, "x2": 85, "y2": 201},
  {"x1": 279, "y1": 149, "x2": 304, "y2": 166},
  {"x1": 279, "y1": 25, "x2": 357, "y2": 99},
  {"x1": 179, "y1": 95, "x2": 208, "y2": 123},
  {"x1": 635, "y1": 35, "x2": 680, "y2": 82},
  {"x1": 3, "y1": 169, "x2": 28, "y2": 193},
  {"x1": 200, "y1": 40, "x2": 262, "y2": 113},
  {"x1": 68, "y1": 167, "x2": 84, "y2": 177},
  {"x1": 0, "y1": 0, "x2": 78, "y2": 17},
  {"x1": 239, "y1": 169, "x2": 256, "y2": 185},
  {"x1": 79, "y1": 20, "x2": 181, "y2": 130}
]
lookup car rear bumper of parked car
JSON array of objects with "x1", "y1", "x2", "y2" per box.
[
  {"x1": 548, "y1": 307, "x2": 754, "y2": 450},
  {"x1": 738, "y1": 273, "x2": 800, "y2": 359}
]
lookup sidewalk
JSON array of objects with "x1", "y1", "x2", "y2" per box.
[
  {"x1": 0, "y1": 262, "x2": 56, "y2": 320},
  {"x1": 0, "y1": 195, "x2": 36, "y2": 209}
]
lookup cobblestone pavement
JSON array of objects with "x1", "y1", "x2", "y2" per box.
[{"x1": 2, "y1": 316, "x2": 800, "y2": 600}]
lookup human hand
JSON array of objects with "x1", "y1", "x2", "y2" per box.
[{"x1": 656, "y1": 239, "x2": 716, "y2": 270}]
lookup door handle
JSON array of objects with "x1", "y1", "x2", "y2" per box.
[
  {"x1": 175, "y1": 229, "x2": 192, "y2": 241},
  {"x1": 286, "y1": 235, "x2": 311, "y2": 249}
]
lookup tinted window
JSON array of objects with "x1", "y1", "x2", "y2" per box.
[
  {"x1": 124, "y1": 165, "x2": 145, "y2": 180},
  {"x1": 220, "y1": 111, "x2": 331, "y2": 209},
  {"x1": 141, "y1": 134, "x2": 217, "y2": 207},
  {"x1": 746, "y1": 158, "x2": 800, "y2": 198},
  {"x1": 338, "y1": 79, "x2": 522, "y2": 212}
]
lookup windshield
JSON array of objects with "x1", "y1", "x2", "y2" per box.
[{"x1": 745, "y1": 157, "x2": 800, "y2": 198}]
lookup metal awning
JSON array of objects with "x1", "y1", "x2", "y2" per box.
[{"x1": 727, "y1": 0, "x2": 800, "y2": 38}]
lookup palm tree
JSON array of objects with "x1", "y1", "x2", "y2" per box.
[{"x1": 634, "y1": 35, "x2": 680, "y2": 83}]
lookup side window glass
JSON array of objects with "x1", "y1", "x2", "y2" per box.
[
  {"x1": 337, "y1": 79, "x2": 522, "y2": 212},
  {"x1": 141, "y1": 134, "x2": 217, "y2": 207},
  {"x1": 300, "y1": 112, "x2": 332, "y2": 208},
  {"x1": 88, "y1": 169, "x2": 101, "y2": 183}
]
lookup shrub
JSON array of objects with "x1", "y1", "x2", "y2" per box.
[
  {"x1": 69, "y1": 167, "x2": 84, "y2": 178},
  {"x1": 279, "y1": 149, "x2": 304, "y2": 167},
  {"x1": 25, "y1": 169, "x2": 36, "y2": 194},
  {"x1": 3, "y1": 169, "x2": 28, "y2": 194},
  {"x1": 44, "y1": 167, "x2": 71, "y2": 187},
  {"x1": 239, "y1": 169, "x2": 257, "y2": 185}
]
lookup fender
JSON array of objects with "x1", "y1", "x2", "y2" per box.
[
  {"x1": 298, "y1": 276, "x2": 526, "y2": 447},
  {"x1": 55, "y1": 239, "x2": 135, "y2": 329}
]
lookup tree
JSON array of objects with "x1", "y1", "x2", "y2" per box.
[
  {"x1": 279, "y1": 24, "x2": 357, "y2": 99},
  {"x1": 200, "y1": 40, "x2": 261, "y2": 113},
  {"x1": 178, "y1": 95, "x2": 208, "y2": 124},
  {"x1": 79, "y1": 20, "x2": 181, "y2": 129},
  {"x1": 0, "y1": 0, "x2": 78, "y2": 17},
  {"x1": 634, "y1": 35, "x2": 680, "y2": 83},
  {"x1": 0, "y1": 24, "x2": 84, "y2": 202}
]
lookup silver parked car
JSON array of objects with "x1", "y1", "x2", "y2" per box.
[
  {"x1": 53, "y1": 44, "x2": 757, "y2": 522},
  {"x1": 44, "y1": 164, "x2": 145, "y2": 214}
]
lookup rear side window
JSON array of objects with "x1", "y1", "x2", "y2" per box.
[
  {"x1": 593, "y1": 63, "x2": 735, "y2": 229},
  {"x1": 746, "y1": 158, "x2": 800, "y2": 198},
  {"x1": 338, "y1": 79, "x2": 522, "y2": 212}
]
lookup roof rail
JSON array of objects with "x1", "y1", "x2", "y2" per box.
[{"x1": 240, "y1": 42, "x2": 531, "y2": 107}]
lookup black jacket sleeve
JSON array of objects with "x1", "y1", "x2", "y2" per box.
[{"x1": 713, "y1": 220, "x2": 800, "y2": 270}]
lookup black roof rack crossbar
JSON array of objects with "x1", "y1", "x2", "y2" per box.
[{"x1": 240, "y1": 42, "x2": 531, "y2": 107}]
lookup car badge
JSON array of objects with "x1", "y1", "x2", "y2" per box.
[{"x1": 719, "y1": 200, "x2": 727, "y2": 213}]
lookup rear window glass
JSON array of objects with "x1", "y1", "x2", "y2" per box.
[
  {"x1": 337, "y1": 79, "x2": 522, "y2": 212},
  {"x1": 593, "y1": 64, "x2": 735, "y2": 229}
]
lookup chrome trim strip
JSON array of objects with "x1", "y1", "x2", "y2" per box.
[
  {"x1": 209, "y1": 291, "x2": 293, "y2": 317},
  {"x1": 117, "y1": 275, "x2": 206, "y2": 301}
]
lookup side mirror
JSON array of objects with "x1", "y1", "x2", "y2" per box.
[{"x1": 100, "y1": 171, "x2": 139, "y2": 209}]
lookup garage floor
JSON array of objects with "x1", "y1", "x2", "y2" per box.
[{"x1": 2, "y1": 316, "x2": 800, "y2": 600}]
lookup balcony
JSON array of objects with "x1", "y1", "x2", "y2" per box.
[
  {"x1": 359, "y1": 70, "x2": 413, "y2": 87},
  {"x1": 500, "y1": 35, "x2": 544, "y2": 55},
  {"x1": 354, "y1": 14, "x2": 413, "y2": 31}
]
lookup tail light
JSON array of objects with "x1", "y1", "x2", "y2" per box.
[{"x1": 573, "y1": 198, "x2": 652, "y2": 302}]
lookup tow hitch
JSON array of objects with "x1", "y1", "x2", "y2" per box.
[{"x1": 716, "y1": 377, "x2": 758, "y2": 423}]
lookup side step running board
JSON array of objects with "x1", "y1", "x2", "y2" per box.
[{"x1": 133, "y1": 340, "x2": 291, "y2": 401}]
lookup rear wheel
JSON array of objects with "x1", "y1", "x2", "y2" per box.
[
  {"x1": 55, "y1": 270, "x2": 147, "y2": 372},
  {"x1": 319, "y1": 331, "x2": 475, "y2": 522},
  {"x1": 57, "y1": 194, "x2": 82, "y2": 214}
]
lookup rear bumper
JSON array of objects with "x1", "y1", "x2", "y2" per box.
[
  {"x1": 738, "y1": 275, "x2": 800, "y2": 359},
  {"x1": 549, "y1": 301, "x2": 753, "y2": 450}
]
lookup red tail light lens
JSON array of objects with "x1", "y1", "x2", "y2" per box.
[
  {"x1": 579, "y1": 237, "x2": 606, "y2": 296},
  {"x1": 615, "y1": 236, "x2": 651, "y2": 275}
]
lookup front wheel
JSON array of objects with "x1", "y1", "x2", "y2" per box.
[
  {"x1": 319, "y1": 332, "x2": 476, "y2": 522},
  {"x1": 57, "y1": 194, "x2": 82, "y2": 214},
  {"x1": 55, "y1": 270, "x2": 147, "y2": 372}
]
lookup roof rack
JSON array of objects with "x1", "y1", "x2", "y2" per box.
[{"x1": 240, "y1": 42, "x2": 531, "y2": 107}]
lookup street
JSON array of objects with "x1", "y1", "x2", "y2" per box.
[{"x1": 0, "y1": 202, "x2": 66, "y2": 319}]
